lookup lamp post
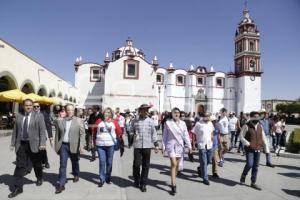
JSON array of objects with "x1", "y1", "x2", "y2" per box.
[
  {"x1": 38, "y1": 69, "x2": 45, "y2": 83},
  {"x1": 158, "y1": 86, "x2": 161, "y2": 113}
]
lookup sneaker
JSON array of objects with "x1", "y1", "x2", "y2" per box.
[
  {"x1": 251, "y1": 183, "x2": 262, "y2": 190},
  {"x1": 218, "y1": 160, "x2": 224, "y2": 167}
]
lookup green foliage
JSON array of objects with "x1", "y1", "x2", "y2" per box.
[
  {"x1": 276, "y1": 102, "x2": 300, "y2": 115},
  {"x1": 287, "y1": 128, "x2": 300, "y2": 153}
]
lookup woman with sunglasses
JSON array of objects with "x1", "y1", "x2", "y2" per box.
[{"x1": 162, "y1": 107, "x2": 192, "y2": 195}]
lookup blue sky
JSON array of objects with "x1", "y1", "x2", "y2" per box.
[{"x1": 0, "y1": 0, "x2": 299, "y2": 100}]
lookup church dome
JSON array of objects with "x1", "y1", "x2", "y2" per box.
[{"x1": 111, "y1": 37, "x2": 145, "y2": 61}]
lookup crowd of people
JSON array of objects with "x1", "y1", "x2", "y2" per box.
[{"x1": 7, "y1": 99, "x2": 288, "y2": 198}]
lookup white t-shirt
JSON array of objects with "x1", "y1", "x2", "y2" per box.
[
  {"x1": 192, "y1": 121, "x2": 214, "y2": 149},
  {"x1": 151, "y1": 115, "x2": 159, "y2": 126},
  {"x1": 96, "y1": 121, "x2": 117, "y2": 146},
  {"x1": 228, "y1": 116, "x2": 238, "y2": 132},
  {"x1": 219, "y1": 116, "x2": 229, "y2": 134},
  {"x1": 274, "y1": 121, "x2": 283, "y2": 134}
]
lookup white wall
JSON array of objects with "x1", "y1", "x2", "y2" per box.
[
  {"x1": 0, "y1": 39, "x2": 77, "y2": 105},
  {"x1": 103, "y1": 56, "x2": 156, "y2": 111},
  {"x1": 75, "y1": 63, "x2": 104, "y2": 108},
  {"x1": 237, "y1": 76, "x2": 261, "y2": 114}
]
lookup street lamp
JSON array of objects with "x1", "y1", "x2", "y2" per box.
[
  {"x1": 38, "y1": 69, "x2": 45, "y2": 83},
  {"x1": 158, "y1": 86, "x2": 161, "y2": 113}
]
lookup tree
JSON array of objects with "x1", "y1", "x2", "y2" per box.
[{"x1": 276, "y1": 102, "x2": 300, "y2": 116}]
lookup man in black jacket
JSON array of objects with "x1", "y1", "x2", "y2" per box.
[
  {"x1": 87, "y1": 105, "x2": 104, "y2": 161},
  {"x1": 33, "y1": 102, "x2": 53, "y2": 168}
]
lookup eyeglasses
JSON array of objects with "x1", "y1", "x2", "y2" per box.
[{"x1": 33, "y1": 106, "x2": 40, "y2": 108}]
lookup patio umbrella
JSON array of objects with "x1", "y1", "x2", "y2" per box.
[
  {"x1": 0, "y1": 89, "x2": 27, "y2": 102},
  {"x1": 22, "y1": 93, "x2": 43, "y2": 102}
]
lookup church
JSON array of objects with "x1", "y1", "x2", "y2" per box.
[{"x1": 74, "y1": 7, "x2": 262, "y2": 115}]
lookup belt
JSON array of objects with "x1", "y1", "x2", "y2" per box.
[
  {"x1": 21, "y1": 140, "x2": 29, "y2": 143},
  {"x1": 62, "y1": 142, "x2": 70, "y2": 145}
]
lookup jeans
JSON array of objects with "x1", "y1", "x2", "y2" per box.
[
  {"x1": 126, "y1": 131, "x2": 134, "y2": 148},
  {"x1": 199, "y1": 148, "x2": 212, "y2": 181},
  {"x1": 241, "y1": 151, "x2": 260, "y2": 184},
  {"x1": 133, "y1": 148, "x2": 151, "y2": 185},
  {"x1": 264, "y1": 136, "x2": 272, "y2": 164},
  {"x1": 275, "y1": 133, "x2": 282, "y2": 149},
  {"x1": 58, "y1": 143, "x2": 80, "y2": 187},
  {"x1": 238, "y1": 141, "x2": 244, "y2": 152},
  {"x1": 96, "y1": 145, "x2": 115, "y2": 183},
  {"x1": 230, "y1": 131, "x2": 237, "y2": 148},
  {"x1": 272, "y1": 134, "x2": 277, "y2": 151}
]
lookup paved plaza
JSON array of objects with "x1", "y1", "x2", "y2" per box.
[{"x1": 0, "y1": 132, "x2": 299, "y2": 200}]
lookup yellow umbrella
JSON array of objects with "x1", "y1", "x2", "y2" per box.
[
  {"x1": 0, "y1": 89, "x2": 27, "y2": 102},
  {"x1": 40, "y1": 96, "x2": 59, "y2": 105},
  {"x1": 22, "y1": 93, "x2": 43, "y2": 102}
]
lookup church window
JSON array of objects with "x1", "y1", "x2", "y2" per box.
[
  {"x1": 90, "y1": 67, "x2": 101, "y2": 82},
  {"x1": 156, "y1": 73, "x2": 164, "y2": 84},
  {"x1": 176, "y1": 75, "x2": 185, "y2": 86},
  {"x1": 216, "y1": 77, "x2": 224, "y2": 88},
  {"x1": 197, "y1": 76, "x2": 205, "y2": 86},
  {"x1": 124, "y1": 60, "x2": 139, "y2": 79}
]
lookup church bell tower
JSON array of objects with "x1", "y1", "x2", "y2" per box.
[{"x1": 234, "y1": 5, "x2": 262, "y2": 113}]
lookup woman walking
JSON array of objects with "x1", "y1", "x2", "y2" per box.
[
  {"x1": 94, "y1": 107, "x2": 122, "y2": 187},
  {"x1": 162, "y1": 107, "x2": 192, "y2": 195}
]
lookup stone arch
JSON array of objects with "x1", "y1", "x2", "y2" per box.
[
  {"x1": 49, "y1": 89, "x2": 56, "y2": 97},
  {"x1": 20, "y1": 79, "x2": 35, "y2": 94},
  {"x1": 64, "y1": 94, "x2": 68, "y2": 101},
  {"x1": 0, "y1": 71, "x2": 18, "y2": 91},
  {"x1": 57, "y1": 92, "x2": 63, "y2": 99},
  {"x1": 0, "y1": 72, "x2": 18, "y2": 116},
  {"x1": 37, "y1": 85, "x2": 47, "y2": 96}
]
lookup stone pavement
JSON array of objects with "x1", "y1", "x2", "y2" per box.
[{"x1": 0, "y1": 134, "x2": 299, "y2": 200}]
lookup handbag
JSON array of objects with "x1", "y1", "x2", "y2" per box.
[{"x1": 104, "y1": 122, "x2": 120, "y2": 151}]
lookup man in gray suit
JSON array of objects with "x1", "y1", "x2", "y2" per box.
[
  {"x1": 54, "y1": 104, "x2": 85, "y2": 194},
  {"x1": 9, "y1": 99, "x2": 47, "y2": 198}
]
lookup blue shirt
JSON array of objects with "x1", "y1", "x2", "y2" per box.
[{"x1": 260, "y1": 118, "x2": 270, "y2": 136}]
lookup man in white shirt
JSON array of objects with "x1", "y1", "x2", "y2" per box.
[
  {"x1": 192, "y1": 112, "x2": 214, "y2": 185},
  {"x1": 228, "y1": 112, "x2": 238, "y2": 150},
  {"x1": 218, "y1": 108, "x2": 229, "y2": 167}
]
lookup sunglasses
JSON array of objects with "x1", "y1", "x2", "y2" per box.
[{"x1": 33, "y1": 106, "x2": 40, "y2": 108}]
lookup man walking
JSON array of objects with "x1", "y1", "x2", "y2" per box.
[
  {"x1": 54, "y1": 104, "x2": 85, "y2": 194},
  {"x1": 9, "y1": 99, "x2": 47, "y2": 198},
  {"x1": 88, "y1": 105, "x2": 104, "y2": 161},
  {"x1": 259, "y1": 109, "x2": 275, "y2": 168},
  {"x1": 130, "y1": 104, "x2": 159, "y2": 192},
  {"x1": 239, "y1": 111, "x2": 270, "y2": 190},
  {"x1": 218, "y1": 108, "x2": 229, "y2": 167},
  {"x1": 33, "y1": 102, "x2": 53, "y2": 169}
]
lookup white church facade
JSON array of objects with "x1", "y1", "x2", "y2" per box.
[{"x1": 75, "y1": 8, "x2": 262, "y2": 115}]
